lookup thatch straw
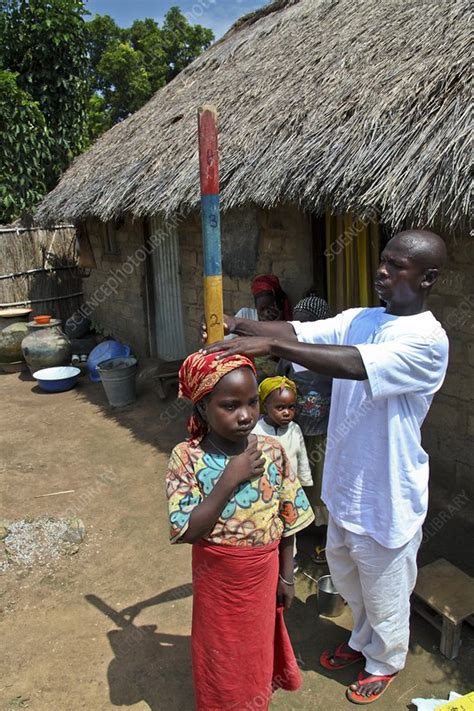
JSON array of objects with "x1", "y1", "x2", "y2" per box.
[{"x1": 36, "y1": 0, "x2": 470, "y2": 231}]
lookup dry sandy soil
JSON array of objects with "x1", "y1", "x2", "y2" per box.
[{"x1": 1, "y1": 369, "x2": 473, "y2": 711}]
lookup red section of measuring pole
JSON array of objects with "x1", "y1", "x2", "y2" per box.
[{"x1": 198, "y1": 105, "x2": 219, "y2": 195}]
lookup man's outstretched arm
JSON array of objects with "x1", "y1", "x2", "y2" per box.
[
  {"x1": 200, "y1": 313, "x2": 297, "y2": 342},
  {"x1": 204, "y1": 333, "x2": 367, "y2": 381},
  {"x1": 231, "y1": 316, "x2": 297, "y2": 340}
]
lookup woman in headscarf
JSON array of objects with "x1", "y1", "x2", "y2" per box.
[
  {"x1": 231, "y1": 274, "x2": 292, "y2": 380},
  {"x1": 166, "y1": 350, "x2": 314, "y2": 710},
  {"x1": 250, "y1": 274, "x2": 292, "y2": 321},
  {"x1": 277, "y1": 295, "x2": 333, "y2": 564}
]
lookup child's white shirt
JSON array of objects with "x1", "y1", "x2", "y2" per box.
[{"x1": 252, "y1": 418, "x2": 313, "y2": 487}]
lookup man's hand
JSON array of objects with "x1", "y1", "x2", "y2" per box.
[
  {"x1": 201, "y1": 313, "x2": 236, "y2": 344},
  {"x1": 202, "y1": 336, "x2": 273, "y2": 358}
]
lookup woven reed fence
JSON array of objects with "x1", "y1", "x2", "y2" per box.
[{"x1": 0, "y1": 225, "x2": 83, "y2": 323}]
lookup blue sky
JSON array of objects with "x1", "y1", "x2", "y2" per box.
[{"x1": 84, "y1": 0, "x2": 266, "y2": 39}]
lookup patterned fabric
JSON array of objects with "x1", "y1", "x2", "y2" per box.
[
  {"x1": 258, "y1": 375, "x2": 297, "y2": 408},
  {"x1": 178, "y1": 350, "x2": 256, "y2": 443},
  {"x1": 251, "y1": 274, "x2": 292, "y2": 319},
  {"x1": 277, "y1": 359, "x2": 332, "y2": 436},
  {"x1": 166, "y1": 434, "x2": 315, "y2": 546},
  {"x1": 294, "y1": 296, "x2": 330, "y2": 320}
]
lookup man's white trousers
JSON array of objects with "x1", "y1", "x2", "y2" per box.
[{"x1": 326, "y1": 516, "x2": 422, "y2": 676}]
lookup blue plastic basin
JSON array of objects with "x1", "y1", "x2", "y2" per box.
[{"x1": 33, "y1": 366, "x2": 81, "y2": 392}]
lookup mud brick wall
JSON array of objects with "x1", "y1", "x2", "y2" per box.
[
  {"x1": 178, "y1": 205, "x2": 314, "y2": 352},
  {"x1": 81, "y1": 216, "x2": 149, "y2": 357},
  {"x1": 423, "y1": 236, "x2": 474, "y2": 499}
]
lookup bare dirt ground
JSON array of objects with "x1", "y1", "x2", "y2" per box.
[{"x1": 1, "y1": 369, "x2": 473, "y2": 711}]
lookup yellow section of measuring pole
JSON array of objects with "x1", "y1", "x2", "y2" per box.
[{"x1": 204, "y1": 275, "x2": 225, "y2": 344}]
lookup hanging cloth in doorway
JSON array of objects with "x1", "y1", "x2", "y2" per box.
[{"x1": 324, "y1": 210, "x2": 380, "y2": 312}]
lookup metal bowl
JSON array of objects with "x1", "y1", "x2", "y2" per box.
[{"x1": 33, "y1": 366, "x2": 81, "y2": 392}]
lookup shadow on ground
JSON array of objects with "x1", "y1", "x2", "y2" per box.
[
  {"x1": 86, "y1": 586, "x2": 194, "y2": 711},
  {"x1": 71, "y1": 364, "x2": 190, "y2": 455}
]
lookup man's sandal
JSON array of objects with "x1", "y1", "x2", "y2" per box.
[
  {"x1": 320, "y1": 642, "x2": 364, "y2": 670},
  {"x1": 346, "y1": 671, "x2": 397, "y2": 704}
]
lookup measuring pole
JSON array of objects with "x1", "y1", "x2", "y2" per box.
[{"x1": 198, "y1": 104, "x2": 224, "y2": 344}]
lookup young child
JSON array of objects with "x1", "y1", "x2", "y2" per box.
[
  {"x1": 252, "y1": 376, "x2": 313, "y2": 489},
  {"x1": 253, "y1": 376, "x2": 313, "y2": 573},
  {"x1": 166, "y1": 351, "x2": 314, "y2": 711},
  {"x1": 277, "y1": 295, "x2": 332, "y2": 564}
]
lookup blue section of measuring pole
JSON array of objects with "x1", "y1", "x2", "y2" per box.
[{"x1": 201, "y1": 194, "x2": 222, "y2": 277}]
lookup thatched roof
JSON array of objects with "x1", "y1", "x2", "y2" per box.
[{"x1": 37, "y1": 0, "x2": 470, "y2": 231}]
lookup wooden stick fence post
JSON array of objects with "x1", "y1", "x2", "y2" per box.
[{"x1": 198, "y1": 104, "x2": 224, "y2": 344}]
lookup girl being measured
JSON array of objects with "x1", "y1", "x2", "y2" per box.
[{"x1": 166, "y1": 350, "x2": 314, "y2": 710}]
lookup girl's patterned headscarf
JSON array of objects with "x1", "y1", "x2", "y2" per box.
[
  {"x1": 179, "y1": 351, "x2": 257, "y2": 443},
  {"x1": 258, "y1": 376, "x2": 297, "y2": 409}
]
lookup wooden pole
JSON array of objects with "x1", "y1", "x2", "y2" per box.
[{"x1": 198, "y1": 104, "x2": 224, "y2": 344}]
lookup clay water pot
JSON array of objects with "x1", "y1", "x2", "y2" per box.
[
  {"x1": 0, "y1": 322, "x2": 29, "y2": 363},
  {"x1": 21, "y1": 319, "x2": 71, "y2": 373}
]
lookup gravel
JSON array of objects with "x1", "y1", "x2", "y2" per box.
[{"x1": 2, "y1": 516, "x2": 85, "y2": 569}]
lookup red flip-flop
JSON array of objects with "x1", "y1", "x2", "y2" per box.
[
  {"x1": 320, "y1": 642, "x2": 364, "y2": 670},
  {"x1": 346, "y1": 671, "x2": 397, "y2": 704}
]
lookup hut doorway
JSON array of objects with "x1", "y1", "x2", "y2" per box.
[
  {"x1": 312, "y1": 211, "x2": 381, "y2": 311},
  {"x1": 149, "y1": 216, "x2": 187, "y2": 361}
]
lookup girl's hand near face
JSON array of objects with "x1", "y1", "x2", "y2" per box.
[
  {"x1": 180, "y1": 435, "x2": 263, "y2": 545},
  {"x1": 223, "y1": 436, "x2": 265, "y2": 486}
]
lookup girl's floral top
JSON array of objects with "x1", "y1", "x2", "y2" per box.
[{"x1": 166, "y1": 434, "x2": 315, "y2": 546}]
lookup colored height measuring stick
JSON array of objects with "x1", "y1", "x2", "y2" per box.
[{"x1": 198, "y1": 104, "x2": 224, "y2": 344}]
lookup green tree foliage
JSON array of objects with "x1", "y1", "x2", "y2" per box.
[
  {"x1": 0, "y1": 2, "x2": 213, "y2": 222},
  {"x1": 85, "y1": 13, "x2": 124, "y2": 92},
  {"x1": 85, "y1": 94, "x2": 110, "y2": 144},
  {"x1": 85, "y1": 7, "x2": 214, "y2": 141},
  {"x1": 161, "y1": 6, "x2": 214, "y2": 81},
  {"x1": 2, "y1": 0, "x2": 88, "y2": 189},
  {"x1": 127, "y1": 18, "x2": 168, "y2": 92},
  {"x1": 97, "y1": 42, "x2": 152, "y2": 123},
  {"x1": 0, "y1": 70, "x2": 52, "y2": 222}
]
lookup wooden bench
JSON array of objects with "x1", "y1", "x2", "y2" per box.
[
  {"x1": 153, "y1": 359, "x2": 184, "y2": 399},
  {"x1": 412, "y1": 558, "x2": 474, "y2": 659}
]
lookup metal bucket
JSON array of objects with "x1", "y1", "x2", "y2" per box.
[
  {"x1": 97, "y1": 356, "x2": 137, "y2": 407},
  {"x1": 317, "y1": 575, "x2": 345, "y2": 617}
]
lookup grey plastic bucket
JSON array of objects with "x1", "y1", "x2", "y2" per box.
[
  {"x1": 317, "y1": 575, "x2": 345, "y2": 617},
  {"x1": 97, "y1": 356, "x2": 137, "y2": 406}
]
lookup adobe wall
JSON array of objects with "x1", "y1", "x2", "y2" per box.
[
  {"x1": 178, "y1": 204, "x2": 314, "y2": 352},
  {"x1": 423, "y1": 236, "x2": 474, "y2": 499},
  {"x1": 80, "y1": 216, "x2": 149, "y2": 357}
]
